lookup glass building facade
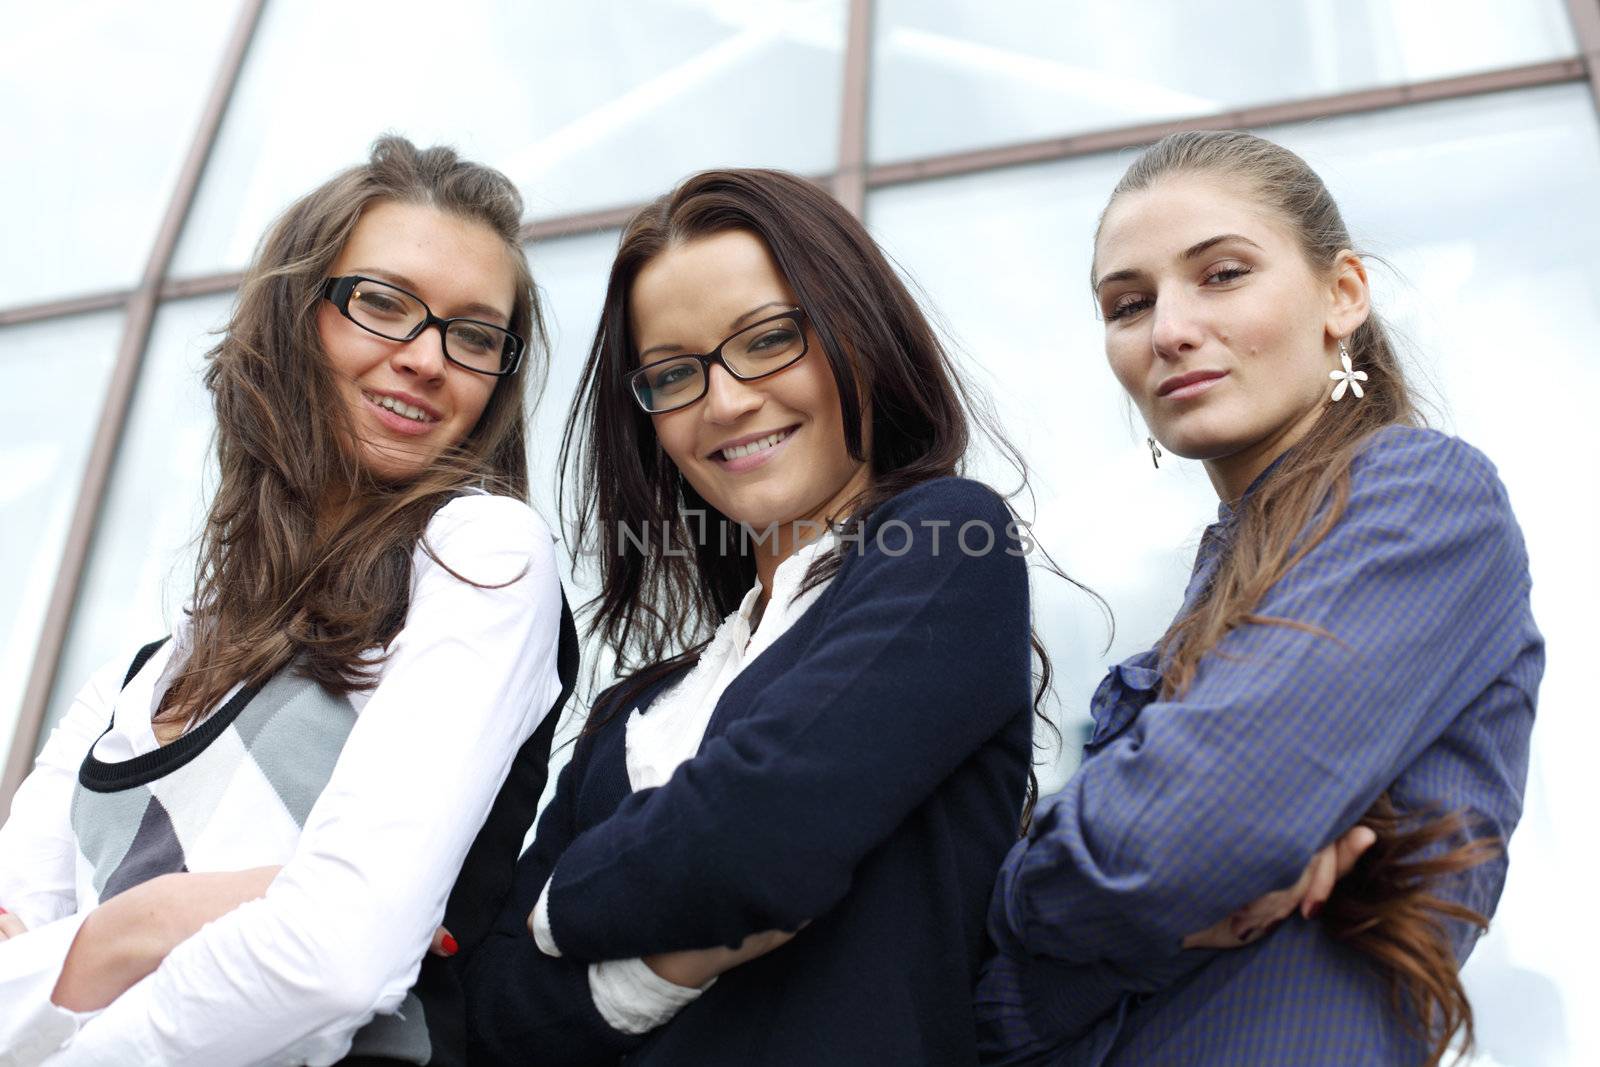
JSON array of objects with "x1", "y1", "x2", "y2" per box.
[{"x1": 3, "y1": 2, "x2": 1595, "y2": 1062}]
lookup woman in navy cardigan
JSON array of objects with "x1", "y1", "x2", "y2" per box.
[{"x1": 464, "y1": 169, "x2": 1038, "y2": 1064}]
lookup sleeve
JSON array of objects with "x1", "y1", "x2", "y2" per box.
[
  {"x1": 991, "y1": 432, "x2": 1534, "y2": 969},
  {"x1": 463, "y1": 732, "x2": 649, "y2": 1066},
  {"x1": 545, "y1": 479, "x2": 1033, "y2": 961},
  {"x1": 42, "y1": 495, "x2": 567, "y2": 1067},
  {"x1": 0, "y1": 656, "x2": 127, "y2": 1063},
  {"x1": 0, "y1": 654, "x2": 125, "y2": 928}
]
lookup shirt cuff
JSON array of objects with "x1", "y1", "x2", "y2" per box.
[
  {"x1": 530, "y1": 879, "x2": 560, "y2": 958},
  {"x1": 588, "y1": 957, "x2": 713, "y2": 1036},
  {"x1": 0, "y1": 912, "x2": 98, "y2": 1066}
]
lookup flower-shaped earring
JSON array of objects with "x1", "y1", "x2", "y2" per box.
[{"x1": 1329, "y1": 340, "x2": 1368, "y2": 402}]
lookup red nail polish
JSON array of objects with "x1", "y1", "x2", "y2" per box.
[
  {"x1": 441, "y1": 934, "x2": 459, "y2": 957},
  {"x1": 1307, "y1": 901, "x2": 1324, "y2": 920}
]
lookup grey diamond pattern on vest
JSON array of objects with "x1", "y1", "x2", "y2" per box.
[
  {"x1": 72, "y1": 665, "x2": 432, "y2": 1064},
  {"x1": 99, "y1": 796, "x2": 185, "y2": 901}
]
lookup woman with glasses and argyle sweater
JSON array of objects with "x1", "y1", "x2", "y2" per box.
[{"x1": 0, "y1": 138, "x2": 575, "y2": 1066}]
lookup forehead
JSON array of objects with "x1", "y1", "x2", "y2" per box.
[
  {"x1": 630, "y1": 229, "x2": 795, "y2": 344},
  {"x1": 1095, "y1": 174, "x2": 1293, "y2": 270},
  {"x1": 332, "y1": 200, "x2": 517, "y2": 314}
]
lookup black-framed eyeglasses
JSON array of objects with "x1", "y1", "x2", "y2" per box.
[
  {"x1": 323, "y1": 275, "x2": 524, "y2": 377},
  {"x1": 626, "y1": 309, "x2": 810, "y2": 414}
]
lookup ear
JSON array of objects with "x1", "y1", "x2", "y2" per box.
[{"x1": 1325, "y1": 250, "x2": 1371, "y2": 344}]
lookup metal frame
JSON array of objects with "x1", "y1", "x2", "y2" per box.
[
  {"x1": 2, "y1": 0, "x2": 1597, "y2": 812},
  {"x1": 1569, "y1": 0, "x2": 1600, "y2": 109},
  {"x1": 0, "y1": 0, "x2": 267, "y2": 817}
]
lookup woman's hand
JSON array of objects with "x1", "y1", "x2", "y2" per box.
[
  {"x1": 52, "y1": 866, "x2": 281, "y2": 1011},
  {"x1": 1182, "y1": 824, "x2": 1376, "y2": 950},
  {"x1": 0, "y1": 905, "x2": 27, "y2": 941},
  {"x1": 643, "y1": 926, "x2": 801, "y2": 989}
]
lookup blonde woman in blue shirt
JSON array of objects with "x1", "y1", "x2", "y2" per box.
[{"x1": 981, "y1": 131, "x2": 1541, "y2": 1066}]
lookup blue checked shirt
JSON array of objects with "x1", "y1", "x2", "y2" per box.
[{"x1": 979, "y1": 426, "x2": 1543, "y2": 1065}]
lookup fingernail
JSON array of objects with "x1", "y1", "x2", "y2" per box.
[
  {"x1": 1307, "y1": 901, "x2": 1324, "y2": 920},
  {"x1": 441, "y1": 934, "x2": 459, "y2": 957}
]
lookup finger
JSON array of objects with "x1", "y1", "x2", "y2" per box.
[
  {"x1": 428, "y1": 925, "x2": 458, "y2": 958},
  {"x1": 0, "y1": 909, "x2": 26, "y2": 940},
  {"x1": 1334, "y1": 825, "x2": 1378, "y2": 877},
  {"x1": 1299, "y1": 845, "x2": 1339, "y2": 919}
]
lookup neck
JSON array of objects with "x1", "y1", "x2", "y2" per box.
[
  {"x1": 748, "y1": 465, "x2": 871, "y2": 614},
  {"x1": 1204, "y1": 402, "x2": 1323, "y2": 504}
]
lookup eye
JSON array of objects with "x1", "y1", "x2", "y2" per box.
[
  {"x1": 1105, "y1": 293, "x2": 1152, "y2": 321},
  {"x1": 647, "y1": 362, "x2": 700, "y2": 393},
  {"x1": 356, "y1": 290, "x2": 407, "y2": 316},
  {"x1": 1204, "y1": 263, "x2": 1251, "y2": 285},
  {"x1": 749, "y1": 327, "x2": 798, "y2": 350},
  {"x1": 452, "y1": 325, "x2": 498, "y2": 354}
]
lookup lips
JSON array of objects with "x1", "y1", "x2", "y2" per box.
[
  {"x1": 362, "y1": 390, "x2": 441, "y2": 437},
  {"x1": 1156, "y1": 370, "x2": 1228, "y2": 398},
  {"x1": 708, "y1": 425, "x2": 799, "y2": 474}
]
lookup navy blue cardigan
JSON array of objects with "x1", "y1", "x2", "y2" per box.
[{"x1": 465, "y1": 477, "x2": 1034, "y2": 1065}]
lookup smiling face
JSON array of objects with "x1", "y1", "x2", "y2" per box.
[
  {"x1": 316, "y1": 199, "x2": 514, "y2": 482},
  {"x1": 1093, "y1": 174, "x2": 1368, "y2": 499},
  {"x1": 630, "y1": 229, "x2": 870, "y2": 537}
]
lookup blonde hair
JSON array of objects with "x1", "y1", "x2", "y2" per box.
[{"x1": 1097, "y1": 131, "x2": 1488, "y2": 1066}]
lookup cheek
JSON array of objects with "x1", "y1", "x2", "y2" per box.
[
  {"x1": 650, "y1": 411, "x2": 696, "y2": 467},
  {"x1": 792, "y1": 357, "x2": 846, "y2": 432},
  {"x1": 1104, "y1": 336, "x2": 1145, "y2": 395},
  {"x1": 451, "y1": 380, "x2": 498, "y2": 440}
]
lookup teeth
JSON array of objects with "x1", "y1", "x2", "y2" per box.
[
  {"x1": 720, "y1": 429, "x2": 791, "y2": 461},
  {"x1": 368, "y1": 393, "x2": 434, "y2": 423}
]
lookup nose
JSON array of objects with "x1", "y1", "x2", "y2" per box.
[
  {"x1": 702, "y1": 363, "x2": 763, "y2": 425},
  {"x1": 1149, "y1": 290, "x2": 1203, "y2": 363},
  {"x1": 390, "y1": 323, "x2": 450, "y2": 382}
]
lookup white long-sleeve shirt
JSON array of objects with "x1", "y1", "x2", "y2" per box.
[{"x1": 0, "y1": 493, "x2": 564, "y2": 1067}]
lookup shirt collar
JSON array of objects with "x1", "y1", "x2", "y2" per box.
[{"x1": 741, "y1": 530, "x2": 837, "y2": 623}]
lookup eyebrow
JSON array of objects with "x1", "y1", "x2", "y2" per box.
[
  {"x1": 637, "y1": 301, "x2": 795, "y2": 362},
  {"x1": 351, "y1": 267, "x2": 511, "y2": 325},
  {"x1": 1093, "y1": 233, "x2": 1264, "y2": 294}
]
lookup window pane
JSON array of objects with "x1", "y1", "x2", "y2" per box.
[
  {"x1": 0, "y1": 311, "x2": 121, "y2": 756},
  {"x1": 870, "y1": 0, "x2": 1578, "y2": 163},
  {"x1": 867, "y1": 82, "x2": 1600, "y2": 1067},
  {"x1": 0, "y1": 1, "x2": 238, "y2": 306},
  {"x1": 524, "y1": 230, "x2": 618, "y2": 567},
  {"x1": 172, "y1": 0, "x2": 846, "y2": 276},
  {"x1": 44, "y1": 296, "x2": 228, "y2": 739}
]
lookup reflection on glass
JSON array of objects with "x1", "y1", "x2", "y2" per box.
[
  {"x1": 867, "y1": 83, "x2": 1600, "y2": 1067},
  {"x1": 870, "y1": 0, "x2": 1578, "y2": 163},
  {"x1": 44, "y1": 296, "x2": 230, "y2": 741},
  {"x1": 524, "y1": 230, "x2": 618, "y2": 555},
  {"x1": 521, "y1": 230, "x2": 620, "y2": 814},
  {"x1": 0, "y1": 312, "x2": 121, "y2": 758},
  {"x1": 0, "y1": 2, "x2": 236, "y2": 306},
  {"x1": 173, "y1": 0, "x2": 845, "y2": 276}
]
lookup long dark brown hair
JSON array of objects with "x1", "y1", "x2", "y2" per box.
[
  {"x1": 559, "y1": 168, "x2": 1065, "y2": 819},
  {"x1": 1097, "y1": 130, "x2": 1491, "y2": 1064},
  {"x1": 160, "y1": 136, "x2": 548, "y2": 726}
]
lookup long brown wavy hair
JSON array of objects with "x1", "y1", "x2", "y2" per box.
[
  {"x1": 560, "y1": 169, "x2": 1074, "y2": 822},
  {"x1": 158, "y1": 136, "x2": 547, "y2": 727},
  {"x1": 1097, "y1": 131, "x2": 1491, "y2": 1064}
]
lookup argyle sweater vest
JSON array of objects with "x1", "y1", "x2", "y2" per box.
[{"x1": 70, "y1": 592, "x2": 578, "y2": 1066}]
